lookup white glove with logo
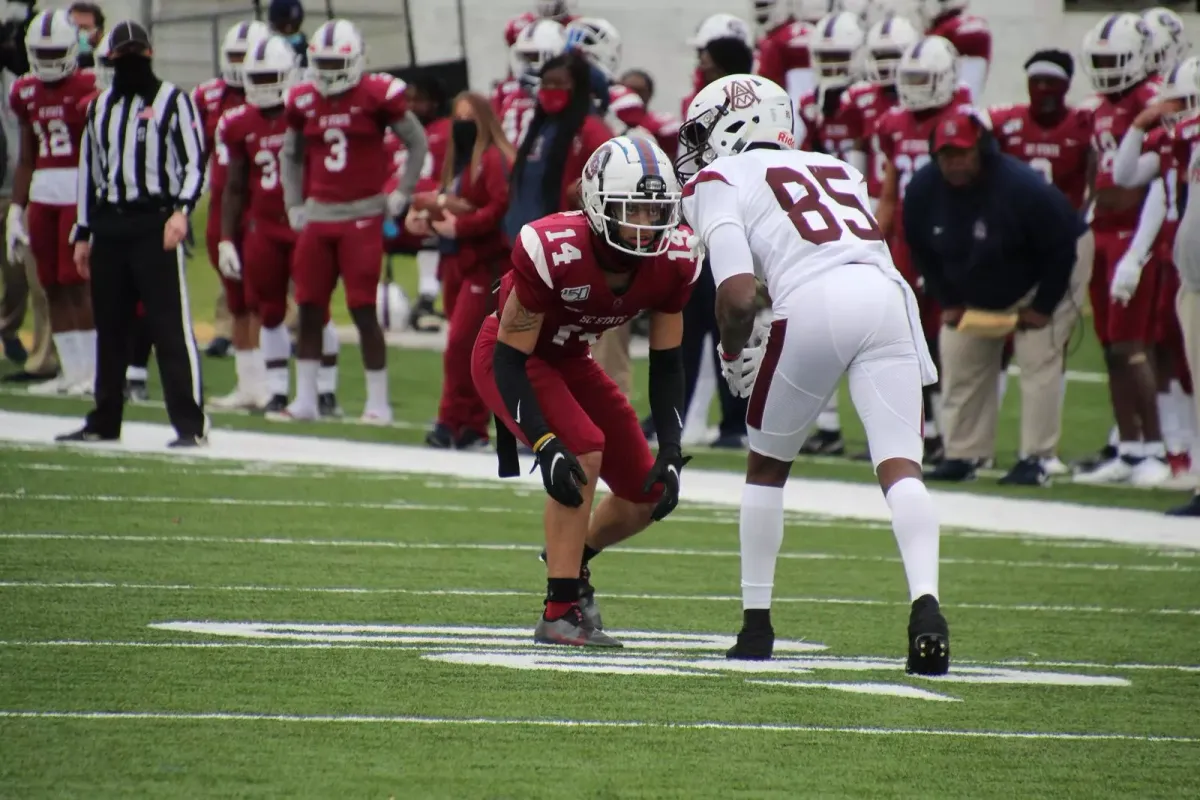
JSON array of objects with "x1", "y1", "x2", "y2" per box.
[
  {"x1": 718, "y1": 324, "x2": 771, "y2": 399},
  {"x1": 1110, "y1": 248, "x2": 1149, "y2": 305},
  {"x1": 6, "y1": 204, "x2": 28, "y2": 263},
  {"x1": 287, "y1": 205, "x2": 307, "y2": 232},
  {"x1": 217, "y1": 240, "x2": 242, "y2": 280},
  {"x1": 685, "y1": 233, "x2": 706, "y2": 262},
  {"x1": 386, "y1": 189, "x2": 409, "y2": 218}
]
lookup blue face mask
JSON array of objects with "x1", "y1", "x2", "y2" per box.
[
  {"x1": 78, "y1": 31, "x2": 93, "y2": 54},
  {"x1": 286, "y1": 32, "x2": 304, "y2": 46}
]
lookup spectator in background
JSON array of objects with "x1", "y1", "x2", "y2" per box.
[
  {"x1": 268, "y1": 0, "x2": 307, "y2": 67},
  {"x1": 409, "y1": 93, "x2": 515, "y2": 451},
  {"x1": 69, "y1": 2, "x2": 105, "y2": 68},
  {"x1": 905, "y1": 112, "x2": 1084, "y2": 485},
  {"x1": 502, "y1": 51, "x2": 611, "y2": 242},
  {"x1": 402, "y1": 75, "x2": 452, "y2": 331},
  {"x1": 621, "y1": 69, "x2": 680, "y2": 162}
]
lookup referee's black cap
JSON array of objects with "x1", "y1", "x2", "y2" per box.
[{"x1": 108, "y1": 20, "x2": 152, "y2": 57}]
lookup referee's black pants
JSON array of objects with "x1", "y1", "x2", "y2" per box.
[
  {"x1": 86, "y1": 208, "x2": 205, "y2": 438},
  {"x1": 681, "y1": 259, "x2": 748, "y2": 439}
]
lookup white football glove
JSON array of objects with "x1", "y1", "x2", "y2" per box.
[
  {"x1": 685, "y1": 233, "x2": 706, "y2": 262},
  {"x1": 5, "y1": 204, "x2": 28, "y2": 263},
  {"x1": 287, "y1": 206, "x2": 307, "y2": 232},
  {"x1": 718, "y1": 324, "x2": 771, "y2": 399},
  {"x1": 386, "y1": 190, "x2": 409, "y2": 218},
  {"x1": 1110, "y1": 248, "x2": 1149, "y2": 305},
  {"x1": 216, "y1": 240, "x2": 242, "y2": 280}
]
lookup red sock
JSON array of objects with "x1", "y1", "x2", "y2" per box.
[{"x1": 544, "y1": 601, "x2": 576, "y2": 620}]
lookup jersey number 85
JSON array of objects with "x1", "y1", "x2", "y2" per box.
[{"x1": 766, "y1": 164, "x2": 884, "y2": 244}]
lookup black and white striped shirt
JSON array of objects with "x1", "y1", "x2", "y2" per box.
[{"x1": 72, "y1": 81, "x2": 206, "y2": 242}]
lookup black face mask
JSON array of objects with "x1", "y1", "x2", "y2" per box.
[
  {"x1": 452, "y1": 119, "x2": 478, "y2": 156},
  {"x1": 112, "y1": 54, "x2": 158, "y2": 101}
]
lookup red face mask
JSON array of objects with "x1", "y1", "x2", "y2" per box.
[
  {"x1": 1027, "y1": 77, "x2": 1069, "y2": 120},
  {"x1": 538, "y1": 87, "x2": 571, "y2": 115}
]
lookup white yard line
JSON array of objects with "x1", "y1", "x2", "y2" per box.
[
  {"x1": 2, "y1": 410, "x2": 1197, "y2": 549},
  {"x1": 1, "y1": 580, "x2": 1195, "y2": 616},
  {"x1": 1, "y1": 532, "x2": 1193, "y2": 574},
  {"x1": 0, "y1": 709, "x2": 1189, "y2": 743}
]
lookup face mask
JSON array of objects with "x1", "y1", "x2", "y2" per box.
[
  {"x1": 452, "y1": 119, "x2": 478, "y2": 154},
  {"x1": 78, "y1": 32, "x2": 93, "y2": 55},
  {"x1": 1027, "y1": 79, "x2": 1068, "y2": 119},
  {"x1": 286, "y1": 32, "x2": 304, "y2": 46},
  {"x1": 112, "y1": 54, "x2": 157, "y2": 98},
  {"x1": 538, "y1": 87, "x2": 570, "y2": 115}
]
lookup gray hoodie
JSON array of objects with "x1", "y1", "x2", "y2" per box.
[{"x1": 1175, "y1": 139, "x2": 1200, "y2": 293}]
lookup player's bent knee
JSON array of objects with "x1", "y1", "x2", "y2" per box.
[
  {"x1": 876, "y1": 457, "x2": 924, "y2": 495},
  {"x1": 576, "y1": 450, "x2": 603, "y2": 478},
  {"x1": 746, "y1": 450, "x2": 792, "y2": 487}
]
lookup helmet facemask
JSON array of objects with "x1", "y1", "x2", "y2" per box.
[
  {"x1": 596, "y1": 174, "x2": 681, "y2": 259},
  {"x1": 675, "y1": 101, "x2": 730, "y2": 181}
]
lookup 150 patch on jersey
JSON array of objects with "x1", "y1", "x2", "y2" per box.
[{"x1": 561, "y1": 285, "x2": 591, "y2": 302}]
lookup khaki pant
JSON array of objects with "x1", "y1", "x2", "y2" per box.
[
  {"x1": 1177, "y1": 286, "x2": 1200, "y2": 454},
  {"x1": 592, "y1": 320, "x2": 633, "y2": 398},
  {"x1": 0, "y1": 198, "x2": 57, "y2": 374},
  {"x1": 940, "y1": 232, "x2": 1093, "y2": 461},
  {"x1": 212, "y1": 288, "x2": 233, "y2": 340}
]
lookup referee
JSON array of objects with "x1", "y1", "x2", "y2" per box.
[{"x1": 56, "y1": 21, "x2": 208, "y2": 448}]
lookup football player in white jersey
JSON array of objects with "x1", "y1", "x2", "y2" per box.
[{"x1": 677, "y1": 73, "x2": 949, "y2": 675}]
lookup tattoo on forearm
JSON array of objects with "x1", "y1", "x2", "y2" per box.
[{"x1": 500, "y1": 301, "x2": 541, "y2": 334}]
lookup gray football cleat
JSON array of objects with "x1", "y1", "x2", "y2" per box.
[{"x1": 534, "y1": 605, "x2": 622, "y2": 648}]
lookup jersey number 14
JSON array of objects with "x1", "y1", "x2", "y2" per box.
[{"x1": 766, "y1": 164, "x2": 883, "y2": 244}]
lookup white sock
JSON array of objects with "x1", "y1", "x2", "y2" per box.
[
  {"x1": 1108, "y1": 425, "x2": 1120, "y2": 448},
  {"x1": 319, "y1": 322, "x2": 339, "y2": 394},
  {"x1": 1143, "y1": 440, "x2": 1167, "y2": 459},
  {"x1": 52, "y1": 332, "x2": 79, "y2": 382},
  {"x1": 233, "y1": 349, "x2": 256, "y2": 391},
  {"x1": 1170, "y1": 381, "x2": 1196, "y2": 455},
  {"x1": 1158, "y1": 392, "x2": 1185, "y2": 454},
  {"x1": 126, "y1": 365, "x2": 148, "y2": 382},
  {"x1": 1118, "y1": 441, "x2": 1142, "y2": 459},
  {"x1": 816, "y1": 395, "x2": 840, "y2": 432},
  {"x1": 364, "y1": 368, "x2": 389, "y2": 412},
  {"x1": 293, "y1": 359, "x2": 319, "y2": 412},
  {"x1": 417, "y1": 249, "x2": 441, "y2": 297},
  {"x1": 739, "y1": 483, "x2": 785, "y2": 610},
  {"x1": 78, "y1": 329, "x2": 96, "y2": 377},
  {"x1": 997, "y1": 371, "x2": 1009, "y2": 408},
  {"x1": 886, "y1": 477, "x2": 940, "y2": 602},
  {"x1": 260, "y1": 325, "x2": 290, "y2": 397}
]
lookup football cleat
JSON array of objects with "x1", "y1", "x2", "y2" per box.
[
  {"x1": 1130, "y1": 456, "x2": 1171, "y2": 487},
  {"x1": 425, "y1": 423, "x2": 454, "y2": 449},
  {"x1": 906, "y1": 594, "x2": 950, "y2": 676},
  {"x1": 317, "y1": 393, "x2": 343, "y2": 418},
  {"x1": 210, "y1": 386, "x2": 267, "y2": 411},
  {"x1": 259, "y1": 394, "x2": 288, "y2": 414},
  {"x1": 409, "y1": 295, "x2": 444, "y2": 333},
  {"x1": 454, "y1": 429, "x2": 490, "y2": 452},
  {"x1": 922, "y1": 435, "x2": 945, "y2": 465},
  {"x1": 28, "y1": 373, "x2": 67, "y2": 395},
  {"x1": 799, "y1": 429, "x2": 845, "y2": 456},
  {"x1": 1073, "y1": 456, "x2": 1134, "y2": 484},
  {"x1": 124, "y1": 379, "x2": 150, "y2": 403},
  {"x1": 266, "y1": 403, "x2": 318, "y2": 422},
  {"x1": 360, "y1": 407, "x2": 394, "y2": 426},
  {"x1": 578, "y1": 565, "x2": 602, "y2": 631},
  {"x1": 726, "y1": 610, "x2": 774, "y2": 660},
  {"x1": 534, "y1": 604, "x2": 622, "y2": 647},
  {"x1": 55, "y1": 427, "x2": 118, "y2": 443}
]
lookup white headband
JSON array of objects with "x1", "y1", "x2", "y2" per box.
[{"x1": 1026, "y1": 60, "x2": 1070, "y2": 81}]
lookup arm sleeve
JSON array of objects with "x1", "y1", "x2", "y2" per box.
[
  {"x1": 453, "y1": 148, "x2": 512, "y2": 239},
  {"x1": 1029, "y1": 184, "x2": 1083, "y2": 316},
  {"x1": 959, "y1": 57, "x2": 989, "y2": 104},
  {"x1": 281, "y1": 126, "x2": 305, "y2": 212},
  {"x1": 706, "y1": 222, "x2": 755, "y2": 290},
  {"x1": 170, "y1": 90, "x2": 206, "y2": 213},
  {"x1": 1127, "y1": 179, "x2": 1167, "y2": 259},
  {"x1": 387, "y1": 111, "x2": 429, "y2": 197},
  {"x1": 647, "y1": 346, "x2": 685, "y2": 452},
  {"x1": 1112, "y1": 128, "x2": 1160, "y2": 187}
]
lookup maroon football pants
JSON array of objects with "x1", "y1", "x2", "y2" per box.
[{"x1": 438, "y1": 267, "x2": 495, "y2": 439}]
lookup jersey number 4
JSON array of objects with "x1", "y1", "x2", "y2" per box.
[{"x1": 765, "y1": 164, "x2": 883, "y2": 245}]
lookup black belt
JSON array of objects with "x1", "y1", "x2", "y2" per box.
[{"x1": 94, "y1": 199, "x2": 175, "y2": 218}]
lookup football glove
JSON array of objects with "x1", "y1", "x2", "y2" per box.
[
  {"x1": 287, "y1": 206, "x2": 307, "y2": 232},
  {"x1": 533, "y1": 434, "x2": 588, "y2": 508},
  {"x1": 5, "y1": 204, "x2": 27, "y2": 263},
  {"x1": 216, "y1": 240, "x2": 242, "y2": 280},
  {"x1": 1110, "y1": 248, "x2": 1149, "y2": 305},
  {"x1": 718, "y1": 324, "x2": 771, "y2": 399},
  {"x1": 642, "y1": 445, "x2": 692, "y2": 521},
  {"x1": 386, "y1": 189, "x2": 409, "y2": 219}
]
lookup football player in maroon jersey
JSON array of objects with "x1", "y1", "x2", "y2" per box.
[
  {"x1": 9, "y1": 10, "x2": 98, "y2": 396},
  {"x1": 1074, "y1": 12, "x2": 1171, "y2": 486},
  {"x1": 752, "y1": 1, "x2": 818, "y2": 108},
  {"x1": 278, "y1": 19, "x2": 429, "y2": 424},
  {"x1": 473, "y1": 137, "x2": 698, "y2": 647},
  {"x1": 918, "y1": 0, "x2": 990, "y2": 102}
]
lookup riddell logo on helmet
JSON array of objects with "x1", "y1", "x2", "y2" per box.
[
  {"x1": 777, "y1": 131, "x2": 795, "y2": 147},
  {"x1": 723, "y1": 80, "x2": 760, "y2": 110}
]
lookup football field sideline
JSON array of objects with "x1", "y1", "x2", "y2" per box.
[{"x1": 1, "y1": 409, "x2": 1197, "y2": 549}]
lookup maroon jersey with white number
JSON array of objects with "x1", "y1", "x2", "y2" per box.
[
  {"x1": 839, "y1": 81, "x2": 900, "y2": 201},
  {"x1": 285, "y1": 73, "x2": 410, "y2": 204},
  {"x1": 500, "y1": 85, "x2": 537, "y2": 145},
  {"x1": 876, "y1": 87, "x2": 974, "y2": 202},
  {"x1": 989, "y1": 103, "x2": 1093, "y2": 209},
  {"x1": 9, "y1": 71, "x2": 95, "y2": 205},
  {"x1": 1090, "y1": 80, "x2": 1160, "y2": 230},
  {"x1": 192, "y1": 77, "x2": 246, "y2": 193},
  {"x1": 219, "y1": 104, "x2": 291, "y2": 236},
  {"x1": 797, "y1": 87, "x2": 855, "y2": 160},
  {"x1": 504, "y1": 211, "x2": 700, "y2": 359}
]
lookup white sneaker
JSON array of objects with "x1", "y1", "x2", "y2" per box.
[
  {"x1": 266, "y1": 401, "x2": 318, "y2": 422},
  {"x1": 1130, "y1": 457, "x2": 1172, "y2": 487},
  {"x1": 360, "y1": 407, "x2": 393, "y2": 426},
  {"x1": 210, "y1": 386, "x2": 268, "y2": 411},
  {"x1": 1073, "y1": 456, "x2": 1134, "y2": 484},
  {"x1": 64, "y1": 378, "x2": 94, "y2": 397},
  {"x1": 28, "y1": 374, "x2": 67, "y2": 395},
  {"x1": 1042, "y1": 457, "x2": 1070, "y2": 476}
]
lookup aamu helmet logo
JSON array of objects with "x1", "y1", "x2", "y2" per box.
[
  {"x1": 584, "y1": 145, "x2": 611, "y2": 181},
  {"x1": 561, "y1": 285, "x2": 591, "y2": 302},
  {"x1": 723, "y1": 79, "x2": 761, "y2": 111}
]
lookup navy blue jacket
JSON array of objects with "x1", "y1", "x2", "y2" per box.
[{"x1": 903, "y1": 134, "x2": 1085, "y2": 316}]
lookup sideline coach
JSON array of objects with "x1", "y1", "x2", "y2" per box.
[{"x1": 57, "y1": 21, "x2": 208, "y2": 448}]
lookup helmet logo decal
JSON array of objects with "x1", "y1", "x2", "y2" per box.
[
  {"x1": 584, "y1": 144, "x2": 611, "y2": 182},
  {"x1": 723, "y1": 79, "x2": 761, "y2": 111}
]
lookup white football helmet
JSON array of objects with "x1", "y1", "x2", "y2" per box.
[
  {"x1": 795, "y1": 0, "x2": 835, "y2": 24},
  {"x1": 243, "y1": 35, "x2": 298, "y2": 108},
  {"x1": 93, "y1": 31, "x2": 112, "y2": 90},
  {"x1": 1082, "y1": 13, "x2": 1151, "y2": 95},
  {"x1": 1143, "y1": 7, "x2": 1188, "y2": 77},
  {"x1": 1159, "y1": 56, "x2": 1200, "y2": 130},
  {"x1": 752, "y1": 1, "x2": 794, "y2": 37},
  {"x1": 896, "y1": 35, "x2": 959, "y2": 111},
  {"x1": 835, "y1": 0, "x2": 875, "y2": 27},
  {"x1": 865, "y1": 13, "x2": 919, "y2": 87},
  {"x1": 677, "y1": 74, "x2": 795, "y2": 181},
  {"x1": 565, "y1": 18, "x2": 621, "y2": 80},
  {"x1": 308, "y1": 19, "x2": 366, "y2": 96},
  {"x1": 812, "y1": 12, "x2": 865, "y2": 89},
  {"x1": 689, "y1": 14, "x2": 755, "y2": 49},
  {"x1": 510, "y1": 19, "x2": 566, "y2": 85},
  {"x1": 220, "y1": 20, "x2": 270, "y2": 88},
  {"x1": 536, "y1": 0, "x2": 575, "y2": 19},
  {"x1": 376, "y1": 282, "x2": 411, "y2": 332},
  {"x1": 25, "y1": 10, "x2": 79, "y2": 82},
  {"x1": 581, "y1": 136, "x2": 682, "y2": 258},
  {"x1": 918, "y1": 0, "x2": 967, "y2": 26}
]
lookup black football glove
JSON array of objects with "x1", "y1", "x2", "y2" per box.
[
  {"x1": 642, "y1": 445, "x2": 692, "y2": 522},
  {"x1": 533, "y1": 435, "x2": 588, "y2": 508}
]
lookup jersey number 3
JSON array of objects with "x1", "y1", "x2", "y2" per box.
[{"x1": 765, "y1": 165, "x2": 883, "y2": 245}]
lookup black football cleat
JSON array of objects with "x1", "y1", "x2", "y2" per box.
[
  {"x1": 726, "y1": 610, "x2": 774, "y2": 660},
  {"x1": 204, "y1": 337, "x2": 232, "y2": 358},
  {"x1": 454, "y1": 429, "x2": 490, "y2": 452},
  {"x1": 55, "y1": 427, "x2": 118, "y2": 443},
  {"x1": 425, "y1": 423, "x2": 454, "y2": 449},
  {"x1": 317, "y1": 392, "x2": 343, "y2": 418},
  {"x1": 259, "y1": 394, "x2": 288, "y2": 415},
  {"x1": 922, "y1": 435, "x2": 945, "y2": 465},
  {"x1": 800, "y1": 428, "x2": 845, "y2": 456},
  {"x1": 534, "y1": 604, "x2": 622, "y2": 647},
  {"x1": 168, "y1": 433, "x2": 208, "y2": 449},
  {"x1": 906, "y1": 594, "x2": 950, "y2": 676}
]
